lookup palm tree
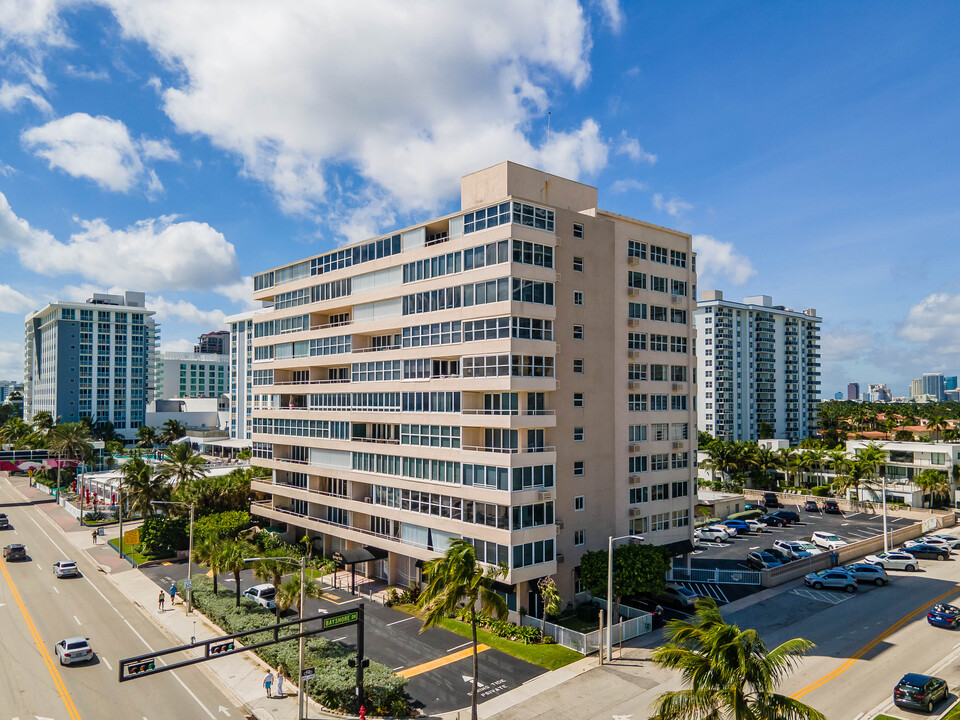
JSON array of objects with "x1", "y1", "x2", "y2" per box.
[
  {"x1": 748, "y1": 446, "x2": 779, "y2": 490},
  {"x1": 417, "y1": 539, "x2": 508, "y2": 720},
  {"x1": 160, "y1": 419, "x2": 187, "y2": 446},
  {"x1": 650, "y1": 598, "x2": 825, "y2": 720},
  {"x1": 192, "y1": 536, "x2": 227, "y2": 595},
  {"x1": 832, "y1": 458, "x2": 870, "y2": 500},
  {"x1": 156, "y1": 442, "x2": 207, "y2": 489},
  {"x1": 927, "y1": 412, "x2": 948, "y2": 442},
  {"x1": 136, "y1": 425, "x2": 158, "y2": 449},
  {"x1": 276, "y1": 572, "x2": 323, "y2": 617},
  {"x1": 120, "y1": 455, "x2": 170, "y2": 518},
  {"x1": 31, "y1": 410, "x2": 58, "y2": 438},
  {"x1": 915, "y1": 469, "x2": 950, "y2": 508},
  {"x1": 805, "y1": 446, "x2": 828, "y2": 488},
  {"x1": 49, "y1": 421, "x2": 93, "y2": 489},
  {"x1": 857, "y1": 441, "x2": 889, "y2": 501},
  {"x1": 220, "y1": 539, "x2": 257, "y2": 607},
  {"x1": 0, "y1": 417, "x2": 35, "y2": 449},
  {"x1": 251, "y1": 553, "x2": 296, "y2": 622}
]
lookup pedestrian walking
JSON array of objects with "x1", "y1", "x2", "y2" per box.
[
  {"x1": 276, "y1": 664, "x2": 285, "y2": 697},
  {"x1": 263, "y1": 670, "x2": 274, "y2": 698},
  {"x1": 158, "y1": 591, "x2": 165, "y2": 611},
  {"x1": 91, "y1": 529, "x2": 97, "y2": 545},
  {"x1": 169, "y1": 583, "x2": 178, "y2": 605}
]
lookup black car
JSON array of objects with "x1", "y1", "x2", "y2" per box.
[
  {"x1": 746, "y1": 552, "x2": 782, "y2": 570},
  {"x1": 764, "y1": 547, "x2": 793, "y2": 563},
  {"x1": 758, "y1": 513, "x2": 787, "y2": 527},
  {"x1": 0, "y1": 513, "x2": 8, "y2": 529},
  {"x1": 2, "y1": 543, "x2": 26, "y2": 561},
  {"x1": 823, "y1": 499, "x2": 841, "y2": 514},
  {"x1": 627, "y1": 596, "x2": 666, "y2": 628},
  {"x1": 773, "y1": 510, "x2": 801, "y2": 524},
  {"x1": 804, "y1": 500, "x2": 819, "y2": 512},
  {"x1": 894, "y1": 673, "x2": 949, "y2": 713},
  {"x1": 905, "y1": 544, "x2": 950, "y2": 561},
  {"x1": 763, "y1": 493, "x2": 781, "y2": 508}
]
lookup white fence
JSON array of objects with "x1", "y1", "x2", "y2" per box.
[
  {"x1": 522, "y1": 598, "x2": 654, "y2": 654},
  {"x1": 668, "y1": 565, "x2": 762, "y2": 585}
]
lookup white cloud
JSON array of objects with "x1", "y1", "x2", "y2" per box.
[
  {"x1": 609, "y1": 178, "x2": 646, "y2": 194},
  {"x1": 0, "y1": 0, "x2": 69, "y2": 47},
  {"x1": 0, "y1": 191, "x2": 241, "y2": 291},
  {"x1": 0, "y1": 284, "x2": 34, "y2": 313},
  {"x1": 652, "y1": 192, "x2": 692, "y2": 218},
  {"x1": 899, "y1": 293, "x2": 960, "y2": 354},
  {"x1": 692, "y1": 234, "x2": 756, "y2": 287},
  {"x1": 63, "y1": 64, "x2": 110, "y2": 81},
  {"x1": 595, "y1": 0, "x2": 624, "y2": 32},
  {"x1": 214, "y1": 275, "x2": 257, "y2": 308},
  {"x1": 0, "y1": 81, "x2": 52, "y2": 114},
  {"x1": 0, "y1": 340, "x2": 24, "y2": 381},
  {"x1": 149, "y1": 295, "x2": 225, "y2": 327},
  {"x1": 21, "y1": 112, "x2": 177, "y2": 193},
  {"x1": 161, "y1": 338, "x2": 197, "y2": 353},
  {"x1": 820, "y1": 329, "x2": 874, "y2": 363},
  {"x1": 97, "y1": 0, "x2": 602, "y2": 218},
  {"x1": 616, "y1": 132, "x2": 656, "y2": 164}
]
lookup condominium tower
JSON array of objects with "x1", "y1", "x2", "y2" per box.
[
  {"x1": 24, "y1": 291, "x2": 157, "y2": 440},
  {"x1": 227, "y1": 310, "x2": 259, "y2": 441},
  {"x1": 249, "y1": 162, "x2": 697, "y2": 607},
  {"x1": 153, "y1": 351, "x2": 229, "y2": 400},
  {"x1": 695, "y1": 291, "x2": 821, "y2": 442}
]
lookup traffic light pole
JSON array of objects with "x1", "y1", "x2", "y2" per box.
[{"x1": 356, "y1": 603, "x2": 365, "y2": 717}]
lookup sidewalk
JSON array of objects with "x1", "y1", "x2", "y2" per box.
[{"x1": 10, "y1": 475, "x2": 321, "y2": 720}]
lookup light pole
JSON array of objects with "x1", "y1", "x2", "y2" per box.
[
  {"x1": 606, "y1": 533, "x2": 645, "y2": 662},
  {"x1": 245, "y1": 555, "x2": 307, "y2": 720},
  {"x1": 77, "y1": 461, "x2": 85, "y2": 526},
  {"x1": 152, "y1": 500, "x2": 196, "y2": 614},
  {"x1": 882, "y1": 474, "x2": 889, "y2": 554}
]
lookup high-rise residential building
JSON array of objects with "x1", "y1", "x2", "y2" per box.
[
  {"x1": 226, "y1": 310, "x2": 260, "y2": 441},
  {"x1": 695, "y1": 292, "x2": 821, "y2": 443},
  {"x1": 910, "y1": 378, "x2": 924, "y2": 398},
  {"x1": 195, "y1": 330, "x2": 230, "y2": 355},
  {"x1": 153, "y1": 352, "x2": 229, "y2": 400},
  {"x1": 834, "y1": 392, "x2": 843, "y2": 400},
  {"x1": 867, "y1": 383, "x2": 891, "y2": 403},
  {"x1": 24, "y1": 291, "x2": 157, "y2": 440},
  {"x1": 946, "y1": 376, "x2": 958, "y2": 391},
  {"x1": 922, "y1": 373, "x2": 946, "y2": 402},
  {"x1": 246, "y1": 161, "x2": 698, "y2": 605},
  {"x1": 847, "y1": 382, "x2": 860, "y2": 401}
]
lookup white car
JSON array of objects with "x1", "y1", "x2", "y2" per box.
[
  {"x1": 53, "y1": 561, "x2": 80, "y2": 578},
  {"x1": 928, "y1": 535, "x2": 960, "y2": 549},
  {"x1": 696, "y1": 527, "x2": 728, "y2": 542},
  {"x1": 794, "y1": 541, "x2": 823, "y2": 556},
  {"x1": 773, "y1": 540, "x2": 813, "y2": 560},
  {"x1": 864, "y1": 551, "x2": 919, "y2": 572},
  {"x1": 905, "y1": 537, "x2": 954, "y2": 552},
  {"x1": 811, "y1": 531, "x2": 848, "y2": 551},
  {"x1": 55, "y1": 637, "x2": 94, "y2": 665},
  {"x1": 744, "y1": 519, "x2": 766, "y2": 533},
  {"x1": 241, "y1": 583, "x2": 277, "y2": 610},
  {"x1": 714, "y1": 524, "x2": 738, "y2": 537}
]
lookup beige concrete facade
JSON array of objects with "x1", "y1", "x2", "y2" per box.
[{"x1": 249, "y1": 161, "x2": 696, "y2": 612}]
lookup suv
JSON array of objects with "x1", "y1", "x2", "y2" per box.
[
  {"x1": 658, "y1": 583, "x2": 698, "y2": 608},
  {"x1": 843, "y1": 563, "x2": 888, "y2": 586},
  {"x1": 811, "y1": 531, "x2": 848, "y2": 551},
  {"x1": 2, "y1": 543, "x2": 26, "y2": 561},
  {"x1": 804, "y1": 569, "x2": 857, "y2": 592},
  {"x1": 823, "y1": 499, "x2": 841, "y2": 514},
  {"x1": 0, "y1": 513, "x2": 8, "y2": 529},
  {"x1": 772, "y1": 510, "x2": 801, "y2": 524},
  {"x1": 894, "y1": 673, "x2": 949, "y2": 713},
  {"x1": 804, "y1": 500, "x2": 819, "y2": 512},
  {"x1": 763, "y1": 493, "x2": 781, "y2": 508},
  {"x1": 773, "y1": 540, "x2": 814, "y2": 560},
  {"x1": 242, "y1": 584, "x2": 277, "y2": 610}
]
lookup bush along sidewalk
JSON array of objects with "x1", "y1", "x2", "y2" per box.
[{"x1": 181, "y1": 576, "x2": 409, "y2": 717}]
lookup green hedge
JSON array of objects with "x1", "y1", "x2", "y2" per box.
[
  {"x1": 810, "y1": 485, "x2": 832, "y2": 497},
  {"x1": 728, "y1": 509, "x2": 763, "y2": 520},
  {"x1": 182, "y1": 576, "x2": 408, "y2": 716}
]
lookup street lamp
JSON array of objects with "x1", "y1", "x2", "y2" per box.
[
  {"x1": 152, "y1": 500, "x2": 196, "y2": 615},
  {"x1": 245, "y1": 555, "x2": 307, "y2": 720},
  {"x1": 606, "y1": 533, "x2": 645, "y2": 662}
]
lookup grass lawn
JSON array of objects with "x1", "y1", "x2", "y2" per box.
[
  {"x1": 873, "y1": 716, "x2": 900, "y2": 720},
  {"x1": 107, "y1": 537, "x2": 150, "y2": 565},
  {"x1": 393, "y1": 604, "x2": 581, "y2": 671},
  {"x1": 553, "y1": 613, "x2": 601, "y2": 634},
  {"x1": 942, "y1": 700, "x2": 960, "y2": 720}
]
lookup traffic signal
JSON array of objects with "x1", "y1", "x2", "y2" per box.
[
  {"x1": 209, "y1": 641, "x2": 235, "y2": 655},
  {"x1": 125, "y1": 658, "x2": 156, "y2": 676},
  {"x1": 347, "y1": 658, "x2": 369, "y2": 668}
]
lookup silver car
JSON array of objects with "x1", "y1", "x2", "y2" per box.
[
  {"x1": 55, "y1": 637, "x2": 94, "y2": 665},
  {"x1": 843, "y1": 562, "x2": 889, "y2": 586},
  {"x1": 53, "y1": 561, "x2": 80, "y2": 578},
  {"x1": 804, "y1": 569, "x2": 857, "y2": 592}
]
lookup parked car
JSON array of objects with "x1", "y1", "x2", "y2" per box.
[
  {"x1": 928, "y1": 535, "x2": 960, "y2": 549},
  {"x1": 744, "y1": 519, "x2": 766, "y2": 533},
  {"x1": 773, "y1": 540, "x2": 814, "y2": 560},
  {"x1": 2, "y1": 543, "x2": 26, "y2": 561},
  {"x1": 811, "y1": 531, "x2": 848, "y2": 551},
  {"x1": 658, "y1": 583, "x2": 698, "y2": 609},
  {"x1": 823, "y1": 499, "x2": 842, "y2": 514},
  {"x1": 764, "y1": 547, "x2": 793, "y2": 563},
  {"x1": 628, "y1": 596, "x2": 665, "y2": 628},
  {"x1": 241, "y1": 584, "x2": 277, "y2": 610},
  {"x1": 773, "y1": 510, "x2": 801, "y2": 524},
  {"x1": 905, "y1": 537, "x2": 954, "y2": 552},
  {"x1": 55, "y1": 637, "x2": 94, "y2": 665},
  {"x1": 864, "y1": 551, "x2": 919, "y2": 572},
  {"x1": 927, "y1": 604, "x2": 960, "y2": 629},
  {"x1": 804, "y1": 500, "x2": 820, "y2": 512},
  {"x1": 843, "y1": 563, "x2": 889, "y2": 586},
  {"x1": 53, "y1": 561, "x2": 80, "y2": 578},
  {"x1": 746, "y1": 551, "x2": 783, "y2": 570},
  {"x1": 894, "y1": 673, "x2": 949, "y2": 713},
  {"x1": 708, "y1": 525, "x2": 734, "y2": 540},
  {"x1": 902, "y1": 544, "x2": 950, "y2": 561},
  {"x1": 758, "y1": 513, "x2": 787, "y2": 527},
  {"x1": 720, "y1": 520, "x2": 752, "y2": 535},
  {"x1": 804, "y1": 569, "x2": 857, "y2": 592},
  {"x1": 763, "y1": 492, "x2": 782, "y2": 508},
  {"x1": 695, "y1": 527, "x2": 728, "y2": 543},
  {"x1": 745, "y1": 503, "x2": 765, "y2": 512},
  {"x1": 0, "y1": 513, "x2": 8, "y2": 528}
]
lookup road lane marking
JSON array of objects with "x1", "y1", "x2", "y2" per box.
[
  {"x1": 396, "y1": 645, "x2": 490, "y2": 678},
  {"x1": 74, "y1": 615, "x2": 82, "y2": 625},
  {"x1": 102, "y1": 657, "x2": 112, "y2": 671},
  {"x1": 0, "y1": 556, "x2": 83, "y2": 720},
  {"x1": 387, "y1": 616, "x2": 417, "y2": 626},
  {"x1": 791, "y1": 585, "x2": 960, "y2": 699},
  {"x1": 448, "y1": 641, "x2": 472, "y2": 652},
  {"x1": 52, "y1": 585, "x2": 59, "y2": 594}
]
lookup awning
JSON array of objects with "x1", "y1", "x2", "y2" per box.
[
  {"x1": 332, "y1": 546, "x2": 389, "y2": 567},
  {"x1": 663, "y1": 539, "x2": 697, "y2": 557},
  {"x1": 203, "y1": 438, "x2": 252, "y2": 449}
]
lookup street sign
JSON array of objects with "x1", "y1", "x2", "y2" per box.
[
  {"x1": 183, "y1": 579, "x2": 192, "y2": 589},
  {"x1": 322, "y1": 609, "x2": 359, "y2": 630},
  {"x1": 301, "y1": 667, "x2": 315, "y2": 680}
]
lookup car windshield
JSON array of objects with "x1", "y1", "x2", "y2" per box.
[
  {"x1": 60, "y1": 563, "x2": 76, "y2": 568},
  {"x1": 822, "y1": 535, "x2": 840, "y2": 541},
  {"x1": 798, "y1": 542, "x2": 816, "y2": 549}
]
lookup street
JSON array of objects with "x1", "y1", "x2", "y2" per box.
[{"x1": 0, "y1": 479, "x2": 241, "y2": 720}]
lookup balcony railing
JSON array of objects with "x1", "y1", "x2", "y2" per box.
[
  {"x1": 462, "y1": 445, "x2": 556, "y2": 454},
  {"x1": 461, "y1": 409, "x2": 556, "y2": 416}
]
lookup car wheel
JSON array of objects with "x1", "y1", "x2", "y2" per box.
[
  {"x1": 875, "y1": 578, "x2": 885, "y2": 586},
  {"x1": 906, "y1": 564, "x2": 916, "y2": 572},
  {"x1": 938, "y1": 554, "x2": 947, "y2": 561},
  {"x1": 845, "y1": 585, "x2": 856, "y2": 593},
  {"x1": 813, "y1": 582, "x2": 823, "y2": 589},
  {"x1": 927, "y1": 701, "x2": 933, "y2": 713}
]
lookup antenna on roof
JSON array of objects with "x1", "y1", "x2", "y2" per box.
[{"x1": 546, "y1": 110, "x2": 551, "y2": 145}]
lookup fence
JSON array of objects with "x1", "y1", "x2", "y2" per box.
[
  {"x1": 668, "y1": 565, "x2": 762, "y2": 585},
  {"x1": 523, "y1": 598, "x2": 654, "y2": 654}
]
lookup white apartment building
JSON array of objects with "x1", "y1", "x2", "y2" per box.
[
  {"x1": 247, "y1": 161, "x2": 698, "y2": 609},
  {"x1": 227, "y1": 310, "x2": 261, "y2": 441},
  {"x1": 153, "y1": 351, "x2": 229, "y2": 401},
  {"x1": 695, "y1": 291, "x2": 821, "y2": 442},
  {"x1": 24, "y1": 291, "x2": 157, "y2": 440}
]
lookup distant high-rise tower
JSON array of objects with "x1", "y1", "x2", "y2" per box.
[
  {"x1": 847, "y1": 383, "x2": 860, "y2": 401},
  {"x1": 946, "y1": 376, "x2": 958, "y2": 391},
  {"x1": 24, "y1": 291, "x2": 157, "y2": 440},
  {"x1": 910, "y1": 378, "x2": 923, "y2": 398},
  {"x1": 195, "y1": 330, "x2": 230, "y2": 355},
  {"x1": 922, "y1": 373, "x2": 946, "y2": 402},
  {"x1": 834, "y1": 392, "x2": 843, "y2": 400},
  {"x1": 226, "y1": 310, "x2": 259, "y2": 441}
]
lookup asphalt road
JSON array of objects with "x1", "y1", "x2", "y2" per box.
[
  {"x1": 0, "y1": 481, "x2": 241, "y2": 720},
  {"x1": 140, "y1": 563, "x2": 545, "y2": 715}
]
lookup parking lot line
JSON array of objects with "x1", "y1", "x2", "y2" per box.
[{"x1": 396, "y1": 644, "x2": 490, "y2": 678}]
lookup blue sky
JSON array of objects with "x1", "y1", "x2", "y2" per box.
[{"x1": 0, "y1": 1, "x2": 957, "y2": 398}]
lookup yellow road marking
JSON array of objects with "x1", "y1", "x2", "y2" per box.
[
  {"x1": 792, "y1": 585, "x2": 960, "y2": 699},
  {"x1": 396, "y1": 645, "x2": 490, "y2": 678},
  {"x1": 0, "y1": 557, "x2": 83, "y2": 720}
]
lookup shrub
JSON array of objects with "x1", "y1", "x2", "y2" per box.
[
  {"x1": 193, "y1": 511, "x2": 252, "y2": 544},
  {"x1": 728, "y1": 509, "x2": 763, "y2": 520},
  {"x1": 810, "y1": 485, "x2": 832, "y2": 497},
  {"x1": 138, "y1": 515, "x2": 188, "y2": 557}
]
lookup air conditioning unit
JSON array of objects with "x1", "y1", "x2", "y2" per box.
[
  {"x1": 628, "y1": 350, "x2": 641, "y2": 359},
  {"x1": 629, "y1": 443, "x2": 642, "y2": 452},
  {"x1": 673, "y1": 441, "x2": 685, "y2": 450},
  {"x1": 556, "y1": 553, "x2": 565, "y2": 563},
  {"x1": 628, "y1": 380, "x2": 641, "y2": 390},
  {"x1": 555, "y1": 272, "x2": 561, "y2": 283},
  {"x1": 672, "y1": 383, "x2": 683, "y2": 391},
  {"x1": 629, "y1": 508, "x2": 642, "y2": 517},
  {"x1": 537, "y1": 491, "x2": 550, "y2": 501},
  {"x1": 556, "y1": 522, "x2": 564, "y2": 531},
  {"x1": 627, "y1": 256, "x2": 639, "y2": 266},
  {"x1": 629, "y1": 474, "x2": 643, "y2": 485},
  {"x1": 672, "y1": 296, "x2": 684, "y2": 304},
  {"x1": 627, "y1": 318, "x2": 640, "y2": 327},
  {"x1": 628, "y1": 288, "x2": 639, "y2": 297}
]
